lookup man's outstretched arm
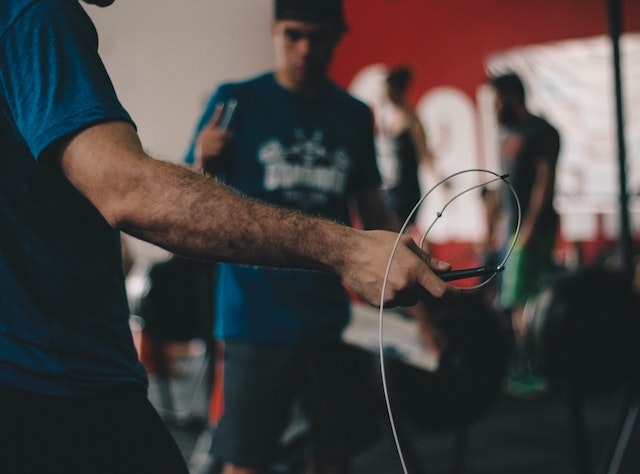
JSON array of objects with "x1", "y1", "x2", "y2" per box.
[{"x1": 57, "y1": 121, "x2": 452, "y2": 306}]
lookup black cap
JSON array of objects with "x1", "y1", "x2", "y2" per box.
[{"x1": 275, "y1": 0, "x2": 348, "y2": 30}]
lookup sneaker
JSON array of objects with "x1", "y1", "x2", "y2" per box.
[{"x1": 504, "y1": 370, "x2": 550, "y2": 400}]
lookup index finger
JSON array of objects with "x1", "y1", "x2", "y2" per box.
[{"x1": 410, "y1": 244, "x2": 456, "y2": 299}]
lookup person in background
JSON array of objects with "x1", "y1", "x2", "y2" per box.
[
  {"x1": 485, "y1": 72, "x2": 561, "y2": 399},
  {"x1": 0, "y1": 0, "x2": 454, "y2": 472},
  {"x1": 185, "y1": 1, "x2": 447, "y2": 472},
  {"x1": 375, "y1": 65, "x2": 437, "y2": 226}
]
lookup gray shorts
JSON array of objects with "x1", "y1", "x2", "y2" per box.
[{"x1": 211, "y1": 340, "x2": 380, "y2": 467}]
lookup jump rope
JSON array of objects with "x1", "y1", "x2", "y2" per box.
[{"x1": 377, "y1": 169, "x2": 522, "y2": 474}]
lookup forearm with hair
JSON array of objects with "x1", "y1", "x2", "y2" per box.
[
  {"x1": 120, "y1": 160, "x2": 354, "y2": 272},
  {"x1": 59, "y1": 121, "x2": 354, "y2": 275}
]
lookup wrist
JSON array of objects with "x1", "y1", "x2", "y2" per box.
[{"x1": 310, "y1": 221, "x2": 359, "y2": 276}]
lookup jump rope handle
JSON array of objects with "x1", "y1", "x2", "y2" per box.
[{"x1": 438, "y1": 265, "x2": 503, "y2": 282}]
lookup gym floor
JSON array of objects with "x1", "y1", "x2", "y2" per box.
[{"x1": 151, "y1": 340, "x2": 640, "y2": 474}]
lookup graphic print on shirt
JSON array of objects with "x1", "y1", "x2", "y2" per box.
[{"x1": 258, "y1": 128, "x2": 352, "y2": 210}]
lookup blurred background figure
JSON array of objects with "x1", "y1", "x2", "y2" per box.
[
  {"x1": 375, "y1": 66, "x2": 437, "y2": 227},
  {"x1": 484, "y1": 72, "x2": 561, "y2": 399}
]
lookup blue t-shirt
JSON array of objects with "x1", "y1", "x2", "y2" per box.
[
  {"x1": 185, "y1": 73, "x2": 381, "y2": 343},
  {"x1": 0, "y1": 0, "x2": 147, "y2": 396}
]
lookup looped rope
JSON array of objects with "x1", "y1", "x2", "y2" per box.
[{"x1": 378, "y1": 169, "x2": 521, "y2": 474}]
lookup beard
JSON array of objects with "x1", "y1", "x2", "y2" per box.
[{"x1": 498, "y1": 104, "x2": 519, "y2": 127}]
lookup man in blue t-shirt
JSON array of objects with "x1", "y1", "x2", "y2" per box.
[
  {"x1": 1, "y1": 0, "x2": 453, "y2": 472},
  {"x1": 185, "y1": 1, "x2": 447, "y2": 472}
]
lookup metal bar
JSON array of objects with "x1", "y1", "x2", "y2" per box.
[{"x1": 607, "y1": 0, "x2": 633, "y2": 272}]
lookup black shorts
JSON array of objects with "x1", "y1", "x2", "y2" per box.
[
  {"x1": 212, "y1": 341, "x2": 380, "y2": 467},
  {"x1": 0, "y1": 384, "x2": 188, "y2": 474}
]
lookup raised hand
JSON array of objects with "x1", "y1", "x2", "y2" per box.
[{"x1": 194, "y1": 102, "x2": 234, "y2": 172}]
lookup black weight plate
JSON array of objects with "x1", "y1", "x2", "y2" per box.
[
  {"x1": 529, "y1": 268, "x2": 640, "y2": 395},
  {"x1": 384, "y1": 293, "x2": 508, "y2": 433}
]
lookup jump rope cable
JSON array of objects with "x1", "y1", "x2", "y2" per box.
[{"x1": 377, "y1": 169, "x2": 522, "y2": 474}]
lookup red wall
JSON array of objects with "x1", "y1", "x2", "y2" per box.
[
  {"x1": 332, "y1": 0, "x2": 640, "y2": 103},
  {"x1": 330, "y1": 0, "x2": 640, "y2": 269}
]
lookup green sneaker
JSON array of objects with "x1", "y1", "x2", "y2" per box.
[{"x1": 504, "y1": 370, "x2": 550, "y2": 400}]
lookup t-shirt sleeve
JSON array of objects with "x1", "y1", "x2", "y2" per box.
[
  {"x1": 0, "y1": 1, "x2": 134, "y2": 160},
  {"x1": 542, "y1": 123, "x2": 561, "y2": 165}
]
